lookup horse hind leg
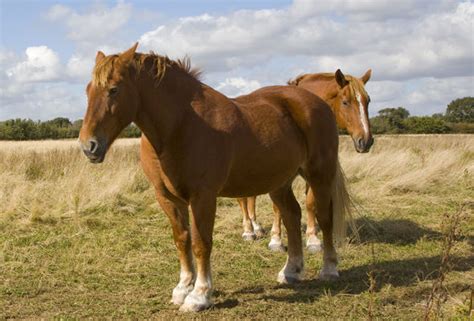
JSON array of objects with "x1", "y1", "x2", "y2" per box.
[
  {"x1": 237, "y1": 198, "x2": 256, "y2": 241},
  {"x1": 269, "y1": 185, "x2": 304, "y2": 284},
  {"x1": 305, "y1": 186, "x2": 322, "y2": 253},
  {"x1": 247, "y1": 196, "x2": 265, "y2": 238},
  {"x1": 308, "y1": 180, "x2": 339, "y2": 280},
  {"x1": 268, "y1": 203, "x2": 286, "y2": 252}
]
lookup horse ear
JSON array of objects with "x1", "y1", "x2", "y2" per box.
[
  {"x1": 96, "y1": 51, "x2": 105, "y2": 64},
  {"x1": 335, "y1": 69, "x2": 349, "y2": 88},
  {"x1": 120, "y1": 42, "x2": 139, "y2": 65},
  {"x1": 361, "y1": 69, "x2": 372, "y2": 84}
]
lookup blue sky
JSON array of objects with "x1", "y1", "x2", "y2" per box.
[{"x1": 1, "y1": 0, "x2": 473, "y2": 120}]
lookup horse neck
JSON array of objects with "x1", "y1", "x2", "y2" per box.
[
  {"x1": 299, "y1": 77, "x2": 339, "y2": 112},
  {"x1": 134, "y1": 66, "x2": 200, "y2": 153}
]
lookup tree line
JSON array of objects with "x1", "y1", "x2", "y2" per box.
[
  {"x1": 0, "y1": 97, "x2": 472, "y2": 140},
  {"x1": 369, "y1": 97, "x2": 473, "y2": 134},
  {"x1": 0, "y1": 118, "x2": 141, "y2": 140}
]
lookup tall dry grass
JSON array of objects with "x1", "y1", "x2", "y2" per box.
[
  {"x1": 0, "y1": 138, "x2": 151, "y2": 225},
  {"x1": 1, "y1": 135, "x2": 472, "y2": 225}
]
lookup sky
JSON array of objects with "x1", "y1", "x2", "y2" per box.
[{"x1": 0, "y1": 0, "x2": 473, "y2": 121}]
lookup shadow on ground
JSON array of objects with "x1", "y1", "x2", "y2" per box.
[
  {"x1": 251, "y1": 254, "x2": 473, "y2": 304},
  {"x1": 350, "y1": 217, "x2": 444, "y2": 245}
]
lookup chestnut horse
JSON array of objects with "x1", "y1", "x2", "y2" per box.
[
  {"x1": 79, "y1": 43, "x2": 352, "y2": 312},
  {"x1": 237, "y1": 70, "x2": 373, "y2": 252}
]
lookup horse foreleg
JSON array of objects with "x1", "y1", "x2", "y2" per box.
[
  {"x1": 237, "y1": 197, "x2": 256, "y2": 241},
  {"x1": 269, "y1": 185, "x2": 304, "y2": 284},
  {"x1": 180, "y1": 192, "x2": 216, "y2": 312},
  {"x1": 154, "y1": 192, "x2": 194, "y2": 305},
  {"x1": 268, "y1": 203, "x2": 286, "y2": 252},
  {"x1": 305, "y1": 187, "x2": 322, "y2": 253},
  {"x1": 247, "y1": 196, "x2": 265, "y2": 238}
]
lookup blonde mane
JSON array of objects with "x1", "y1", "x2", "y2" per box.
[
  {"x1": 288, "y1": 72, "x2": 368, "y2": 99},
  {"x1": 92, "y1": 52, "x2": 201, "y2": 88}
]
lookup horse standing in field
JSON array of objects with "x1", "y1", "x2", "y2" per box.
[
  {"x1": 79, "y1": 43, "x2": 352, "y2": 312},
  {"x1": 236, "y1": 70, "x2": 373, "y2": 253}
]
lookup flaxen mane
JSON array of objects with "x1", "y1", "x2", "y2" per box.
[
  {"x1": 92, "y1": 52, "x2": 201, "y2": 88},
  {"x1": 288, "y1": 73, "x2": 368, "y2": 99}
]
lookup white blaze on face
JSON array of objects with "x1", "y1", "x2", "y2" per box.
[{"x1": 356, "y1": 91, "x2": 370, "y2": 138}]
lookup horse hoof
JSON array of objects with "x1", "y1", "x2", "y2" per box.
[
  {"x1": 268, "y1": 243, "x2": 286, "y2": 252},
  {"x1": 179, "y1": 292, "x2": 212, "y2": 312},
  {"x1": 319, "y1": 270, "x2": 339, "y2": 281},
  {"x1": 171, "y1": 284, "x2": 193, "y2": 305},
  {"x1": 254, "y1": 228, "x2": 265, "y2": 238},
  {"x1": 306, "y1": 243, "x2": 322, "y2": 254},
  {"x1": 252, "y1": 222, "x2": 265, "y2": 238},
  {"x1": 242, "y1": 231, "x2": 256, "y2": 241},
  {"x1": 277, "y1": 271, "x2": 302, "y2": 284}
]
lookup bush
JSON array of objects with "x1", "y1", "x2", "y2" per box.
[{"x1": 403, "y1": 117, "x2": 450, "y2": 134}]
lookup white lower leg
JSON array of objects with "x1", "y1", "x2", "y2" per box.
[
  {"x1": 242, "y1": 217, "x2": 256, "y2": 241},
  {"x1": 306, "y1": 234, "x2": 322, "y2": 253},
  {"x1": 277, "y1": 255, "x2": 304, "y2": 284},
  {"x1": 242, "y1": 231, "x2": 256, "y2": 241},
  {"x1": 319, "y1": 255, "x2": 339, "y2": 280},
  {"x1": 180, "y1": 272, "x2": 212, "y2": 312},
  {"x1": 268, "y1": 235, "x2": 286, "y2": 252},
  {"x1": 171, "y1": 270, "x2": 194, "y2": 305},
  {"x1": 252, "y1": 220, "x2": 265, "y2": 237}
]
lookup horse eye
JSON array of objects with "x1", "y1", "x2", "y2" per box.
[
  {"x1": 109, "y1": 87, "x2": 118, "y2": 96},
  {"x1": 342, "y1": 100, "x2": 350, "y2": 106}
]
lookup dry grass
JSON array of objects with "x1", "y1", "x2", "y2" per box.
[{"x1": 1, "y1": 135, "x2": 473, "y2": 319}]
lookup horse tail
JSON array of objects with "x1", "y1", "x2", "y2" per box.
[{"x1": 331, "y1": 159, "x2": 357, "y2": 245}]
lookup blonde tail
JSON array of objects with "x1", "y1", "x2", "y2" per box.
[{"x1": 331, "y1": 159, "x2": 358, "y2": 245}]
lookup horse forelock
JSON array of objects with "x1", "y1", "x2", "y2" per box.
[
  {"x1": 347, "y1": 77, "x2": 368, "y2": 101},
  {"x1": 92, "y1": 55, "x2": 119, "y2": 87}
]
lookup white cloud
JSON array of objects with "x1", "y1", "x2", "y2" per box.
[
  {"x1": 6, "y1": 46, "x2": 61, "y2": 82},
  {"x1": 46, "y1": 1, "x2": 132, "y2": 49},
  {"x1": 0, "y1": 82, "x2": 85, "y2": 120},
  {"x1": 66, "y1": 54, "x2": 94, "y2": 80},
  {"x1": 405, "y1": 77, "x2": 473, "y2": 111},
  {"x1": 216, "y1": 77, "x2": 262, "y2": 97},
  {"x1": 139, "y1": 1, "x2": 472, "y2": 81},
  {"x1": 290, "y1": 0, "x2": 458, "y2": 20}
]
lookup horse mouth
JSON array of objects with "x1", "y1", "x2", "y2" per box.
[
  {"x1": 87, "y1": 154, "x2": 105, "y2": 163},
  {"x1": 356, "y1": 148, "x2": 370, "y2": 154}
]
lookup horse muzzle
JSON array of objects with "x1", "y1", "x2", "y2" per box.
[
  {"x1": 81, "y1": 137, "x2": 107, "y2": 163},
  {"x1": 353, "y1": 136, "x2": 374, "y2": 153}
]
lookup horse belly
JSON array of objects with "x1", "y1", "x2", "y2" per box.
[{"x1": 218, "y1": 124, "x2": 306, "y2": 197}]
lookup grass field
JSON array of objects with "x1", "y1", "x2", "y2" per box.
[{"x1": 1, "y1": 135, "x2": 473, "y2": 319}]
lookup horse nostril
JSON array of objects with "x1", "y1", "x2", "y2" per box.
[
  {"x1": 89, "y1": 139, "x2": 98, "y2": 154},
  {"x1": 357, "y1": 138, "x2": 364, "y2": 148},
  {"x1": 368, "y1": 137, "x2": 374, "y2": 147}
]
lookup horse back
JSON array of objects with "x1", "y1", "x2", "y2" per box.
[{"x1": 235, "y1": 85, "x2": 339, "y2": 156}]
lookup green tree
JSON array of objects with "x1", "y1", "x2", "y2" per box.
[
  {"x1": 46, "y1": 117, "x2": 72, "y2": 128},
  {"x1": 120, "y1": 123, "x2": 142, "y2": 138},
  {"x1": 445, "y1": 97, "x2": 474, "y2": 123},
  {"x1": 371, "y1": 107, "x2": 410, "y2": 133},
  {"x1": 403, "y1": 116, "x2": 450, "y2": 134}
]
